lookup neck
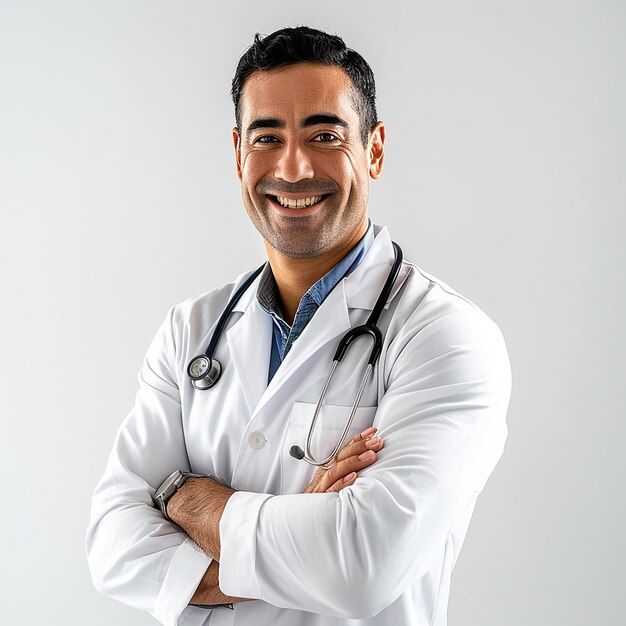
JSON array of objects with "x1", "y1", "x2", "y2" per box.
[{"x1": 265, "y1": 221, "x2": 368, "y2": 325}]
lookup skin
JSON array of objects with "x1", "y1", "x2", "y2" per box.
[
  {"x1": 233, "y1": 62, "x2": 385, "y2": 323},
  {"x1": 168, "y1": 62, "x2": 388, "y2": 606}
]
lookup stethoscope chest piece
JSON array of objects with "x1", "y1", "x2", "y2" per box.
[
  {"x1": 186, "y1": 263, "x2": 265, "y2": 392},
  {"x1": 187, "y1": 355, "x2": 222, "y2": 390}
]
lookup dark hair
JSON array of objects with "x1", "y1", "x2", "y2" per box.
[{"x1": 231, "y1": 26, "x2": 378, "y2": 146}]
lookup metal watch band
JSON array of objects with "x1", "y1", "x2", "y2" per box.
[{"x1": 159, "y1": 470, "x2": 208, "y2": 521}]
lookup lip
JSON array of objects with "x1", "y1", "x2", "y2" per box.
[{"x1": 266, "y1": 194, "x2": 330, "y2": 217}]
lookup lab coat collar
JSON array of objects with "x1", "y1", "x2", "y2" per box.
[
  {"x1": 261, "y1": 278, "x2": 351, "y2": 403},
  {"x1": 225, "y1": 225, "x2": 410, "y2": 415},
  {"x1": 226, "y1": 280, "x2": 351, "y2": 415},
  {"x1": 342, "y1": 224, "x2": 411, "y2": 311},
  {"x1": 230, "y1": 224, "x2": 408, "y2": 316},
  {"x1": 226, "y1": 297, "x2": 273, "y2": 414}
]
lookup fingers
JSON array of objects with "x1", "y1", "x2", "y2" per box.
[
  {"x1": 325, "y1": 471, "x2": 357, "y2": 493},
  {"x1": 303, "y1": 427, "x2": 385, "y2": 494},
  {"x1": 318, "y1": 427, "x2": 384, "y2": 493},
  {"x1": 323, "y1": 440, "x2": 384, "y2": 490},
  {"x1": 334, "y1": 427, "x2": 382, "y2": 463}
]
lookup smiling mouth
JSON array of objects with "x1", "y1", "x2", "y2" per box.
[{"x1": 268, "y1": 194, "x2": 330, "y2": 209}]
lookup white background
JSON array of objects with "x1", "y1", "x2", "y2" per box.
[{"x1": 1, "y1": 1, "x2": 624, "y2": 624}]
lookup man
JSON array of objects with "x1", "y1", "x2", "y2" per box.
[{"x1": 86, "y1": 26, "x2": 511, "y2": 626}]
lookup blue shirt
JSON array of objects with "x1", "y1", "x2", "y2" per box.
[{"x1": 257, "y1": 223, "x2": 374, "y2": 383}]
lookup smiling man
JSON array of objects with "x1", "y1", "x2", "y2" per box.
[
  {"x1": 237, "y1": 62, "x2": 379, "y2": 257},
  {"x1": 235, "y1": 59, "x2": 385, "y2": 324},
  {"x1": 87, "y1": 26, "x2": 511, "y2": 626}
]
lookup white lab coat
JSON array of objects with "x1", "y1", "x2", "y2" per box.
[{"x1": 86, "y1": 225, "x2": 511, "y2": 626}]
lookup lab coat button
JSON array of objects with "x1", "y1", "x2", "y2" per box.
[{"x1": 248, "y1": 431, "x2": 266, "y2": 449}]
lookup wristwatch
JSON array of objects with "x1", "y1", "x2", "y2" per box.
[{"x1": 153, "y1": 469, "x2": 207, "y2": 521}]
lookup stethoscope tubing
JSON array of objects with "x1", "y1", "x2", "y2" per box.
[
  {"x1": 304, "y1": 362, "x2": 373, "y2": 467},
  {"x1": 186, "y1": 263, "x2": 265, "y2": 389},
  {"x1": 187, "y1": 242, "x2": 404, "y2": 467},
  {"x1": 205, "y1": 264, "x2": 266, "y2": 358},
  {"x1": 298, "y1": 242, "x2": 403, "y2": 466}
]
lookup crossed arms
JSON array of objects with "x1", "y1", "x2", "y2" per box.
[
  {"x1": 167, "y1": 428, "x2": 385, "y2": 606},
  {"x1": 86, "y1": 303, "x2": 510, "y2": 621}
]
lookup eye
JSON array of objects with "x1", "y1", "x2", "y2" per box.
[
  {"x1": 313, "y1": 132, "x2": 339, "y2": 142},
  {"x1": 254, "y1": 135, "x2": 279, "y2": 144}
]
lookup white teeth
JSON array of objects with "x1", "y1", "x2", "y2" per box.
[{"x1": 275, "y1": 195, "x2": 323, "y2": 209}]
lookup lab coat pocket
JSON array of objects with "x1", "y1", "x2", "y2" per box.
[{"x1": 280, "y1": 401, "x2": 377, "y2": 494}]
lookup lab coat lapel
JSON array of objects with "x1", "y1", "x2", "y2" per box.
[
  {"x1": 255, "y1": 280, "x2": 352, "y2": 412},
  {"x1": 255, "y1": 227, "x2": 403, "y2": 412},
  {"x1": 226, "y1": 227, "x2": 407, "y2": 416},
  {"x1": 343, "y1": 225, "x2": 402, "y2": 310},
  {"x1": 226, "y1": 283, "x2": 273, "y2": 415}
]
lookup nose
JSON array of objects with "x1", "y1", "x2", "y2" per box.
[{"x1": 273, "y1": 141, "x2": 314, "y2": 182}]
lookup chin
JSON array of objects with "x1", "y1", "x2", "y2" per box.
[{"x1": 266, "y1": 234, "x2": 328, "y2": 259}]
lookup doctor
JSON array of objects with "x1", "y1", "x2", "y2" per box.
[{"x1": 86, "y1": 26, "x2": 511, "y2": 626}]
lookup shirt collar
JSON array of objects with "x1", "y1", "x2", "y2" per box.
[{"x1": 256, "y1": 221, "x2": 374, "y2": 318}]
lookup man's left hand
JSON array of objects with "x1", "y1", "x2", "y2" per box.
[{"x1": 304, "y1": 426, "x2": 384, "y2": 493}]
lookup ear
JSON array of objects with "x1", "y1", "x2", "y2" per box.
[
  {"x1": 232, "y1": 127, "x2": 243, "y2": 181},
  {"x1": 368, "y1": 122, "x2": 385, "y2": 179}
]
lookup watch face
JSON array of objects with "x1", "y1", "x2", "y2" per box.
[{"x1": 155, "y1": 470, "x2": 183, "y2": 499}]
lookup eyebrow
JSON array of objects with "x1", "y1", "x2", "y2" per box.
[
  {"x1": 302, "y1": 114, "x2": 348, "y2": 128},
  {"x1": 246, "y1": 114, "x2": 349, "y2": 137},
  {"x1": 246, "y1": 118, "x2": 284, "y2": 136}
]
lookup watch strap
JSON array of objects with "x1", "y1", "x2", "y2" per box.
[{"x1": 158, "y1": 470, "x2": 208, "y2": 521}]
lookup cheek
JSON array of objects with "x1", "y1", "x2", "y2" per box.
[
  {"x1": 321, "y1": 152, "x2": 353, "y2": 182},
  {"x1": 333, "y1": 154, "x2": 366, "y2": 191},
  {"x1": 241, "y1": 150, "x2": 274, "y2": 181},
  {"x1": 240, "y1": 152, "x2": 253, "y2": 179}
]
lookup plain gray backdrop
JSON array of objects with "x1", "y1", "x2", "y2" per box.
[{"x1": 1, "y1": 1, "x2": 624, "y2": 624}]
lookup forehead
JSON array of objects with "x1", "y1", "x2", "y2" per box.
[{"x1": 239, "y1": 63, "x2": 359, "y2": 127}]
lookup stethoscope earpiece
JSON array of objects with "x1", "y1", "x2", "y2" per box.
[{"x1": 187, "y1": 355, "x2": 222, "y2": 390}]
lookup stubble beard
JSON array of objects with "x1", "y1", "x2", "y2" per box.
[{"x1": 243, "y1": 193, "x2": 366, "y2": 259}]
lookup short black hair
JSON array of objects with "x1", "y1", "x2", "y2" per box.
[{"x1": 231, "y1": 26, "x2": 378, "y2": 146}]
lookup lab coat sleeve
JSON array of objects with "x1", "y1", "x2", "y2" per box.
[
  {"x1": 85, "y1": 307, "x2": 212, "y2": 626},
  {"x1": 218, "y1": 307, "x2": 511, "y2": 619}
]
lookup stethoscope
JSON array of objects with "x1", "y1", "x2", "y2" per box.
[{"x1": 187, "y1": 242, "x2": 403, "y2": 468}]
